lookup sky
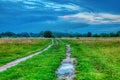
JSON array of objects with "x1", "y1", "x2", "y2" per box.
[{"x1": 0, "y1": 0, "x2": 120, "y2": 33}]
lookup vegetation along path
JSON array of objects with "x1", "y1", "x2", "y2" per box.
[
  {"x1": 0, "y1": 39, "x2": 66, "y2": 80},
  {"x1": 0, "y1": 38, "x2": 51, "y2": 66},
  {"x1": 0, "y1": 39, "x2": 54, "y2": 72},
  {"x1": 63, "y1": 38, "x2": 120, "y2": 80}
]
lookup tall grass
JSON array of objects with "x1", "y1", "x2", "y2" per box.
[
  {"x1": 0, "y1": 38, "x2": 120, "y2": 80},
  {"x1": 0, "y1": 38, "x2": 51, "y2": 66},
  {"x1": 63, "y1": 38, "x2": 120, "y2": 80},
  {"x1": 0, "y1": 39, "x2": 66, "y2": 80}
]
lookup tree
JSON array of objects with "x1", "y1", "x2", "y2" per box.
[
  {"x1": 1, "y1": 32, "x2": 16, "y2": 37},
  {"x1": 87, "y1": 32, "x2": 92, "y2": 37},
  {"x1": 92, "y1": 34, "x2": 100, "y2": 37},
  {"x1": 43, "y1": 31, "x2": 53, "y2": 38},
  {"x1": 116, "y1": 31, "x2": 120, "y2": 37},
  {"x1": 19, "y1": 32, "x2": 30, "y2": 37},
  {"x1": 109, "y1": 33, "x2": 116, "y2": 37},
  {"x1": 100, "y1": 33, "x2": 109, "y2": 37}
]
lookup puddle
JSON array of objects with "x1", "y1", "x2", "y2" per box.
[
  {"x1": 56, "y1": 45, "x2": 75, "y2": 80},
  {"x1": 57, "y1": 63, "x2": 75, "y2": 77}
]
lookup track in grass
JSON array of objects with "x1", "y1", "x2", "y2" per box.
[
  {"x1": 0, "y1": 38, "x2": 51, "y2": 66},
  {"x1": 0, "y1": 38, "x2": 120, "y2": 80},
  {"x1": 0, "y1": 39, "x2": 66, "y2": 80},
  {"x1": 63, "y1": 38, "x2": 120, "y2": 80},
  {"x1": 56, "y1": 44, "x2": 75, "y2": 80},
  {"x1": 0, "y1": 39, "x2": 53, "y2": 72}
]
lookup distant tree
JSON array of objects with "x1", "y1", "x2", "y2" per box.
[
  {"x1": 37, "y1": 31, "x2": 44, "y2": 37},
  {"x1": 74, "y1": 33, "x2": 81, "y2": 38},
  {"x1": 82, "y1": 33, "x2": 87, "y2": 37},
  {"x1": 20, "y1": 32, "x2": 30, "y2": 37},
  {"x1": 116, "y1": 31, "x2": 120, "y2": 37},
  {"x1": 0, "y1": 34, "x2": 1, "y2": 38},
  {"x1": 43, "y1": 31, "x2": 53, "y2": 38},
  {"x1": 92, "y1": 34, "x2": 100, "y2": 37},
  {"x1": 87, "y1": 32, "x2": 92, "y2": 37},
  {"x1": 109, "y1": 33, "x2": 116, "y2": 37},
  {"x1": 3, "y1": 32, "x2": 16, "y2": 37},
  {"x1": 69, "y1": 35, "x2": 73, "y2": 37},
  {"x1": 100, "y1": 33, "x2": 109, "y2": 37}
]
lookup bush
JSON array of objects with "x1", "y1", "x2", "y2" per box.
[{"x1": 43, "y1": 31, "x2": 53, "y2": 38}]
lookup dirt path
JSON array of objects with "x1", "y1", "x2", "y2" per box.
[
  {"x1": 0, "y1": 39, "x2": 54, "y2": 72},
  {"x1": 56, "y1": 44, "x2": 76, "y2": 80}
]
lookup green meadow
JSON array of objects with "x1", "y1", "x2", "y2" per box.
[
  {"x1": 0, "y1": 39, "x2": 66, "y2": 80},
  {"x1": 64, "y1": 38, "x2": 120, "y2": 80},
  {"x1": 0, "y1": 38, "x2": 51, "y2": 66},
  {"x1": 0, "y1": 38, "x2": 120, "y2": 80}
]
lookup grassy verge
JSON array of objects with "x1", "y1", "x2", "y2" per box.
[
  {"x1": 63, "y1": 38, "x2": 120, "y2": 80},
  {"x1": 0, "y1": 38, "x2": 51, "y2": 66},
  {"x1": 0, "y1": 40, "x2": 66, "y2": 80}
]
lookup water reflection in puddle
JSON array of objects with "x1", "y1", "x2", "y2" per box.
[
  {"x1": 56, "y1": 45, "x2": 75, "y2": 80},
  {"x1": 57, "y1": 63, "x2": 75, "y2": 76}
]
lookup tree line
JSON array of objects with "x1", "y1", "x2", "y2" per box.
[{"x1": 0, "y1": 31, "x2": 120, "y2": 38}]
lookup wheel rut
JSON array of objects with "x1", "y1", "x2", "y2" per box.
[
  {"x1": 56, "y1": 44, "x2": 76, "y2": 80},
  {"x1": 0, "y1": 39, "x2": 54, "y2": 72}
]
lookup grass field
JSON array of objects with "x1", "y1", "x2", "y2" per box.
[
  {"x1": 63, "y1": 38, "x2": 120, "y2": 80},
  {"x1": 0, "y1": 38, "x2": 51, "y2": 66},
  {"x1": 0, "y1": 39, "x2": 66, "y2": 80},
  {"x1": 0, "y1": 38, "x2": 120, "y2": 80}
]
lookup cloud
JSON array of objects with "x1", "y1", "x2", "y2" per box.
[
  {"x1": 43, "y1": 2, "x2": 80, "y2": 11},
  {"x1": 23, "y1": 1, "x2": 80, "y2": 11},
  {"x1": 0, "y1": 0, "x2": 120, "y2": 33},
  {"x1": 1, "y1": 0, "x2": 81, "y2": 11},
  {"x1": 1, "y1": 0, "x2": 22, "y2": 2},
  {"x1": 60, "y1": 12, "x2": 120, "y2": 24},
  {"x1": 23, "y1": 1, "x2": 37, "y2": 5},
  {"x1": 24, "y1": 5, "x2": 37, "y2": 9}
]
